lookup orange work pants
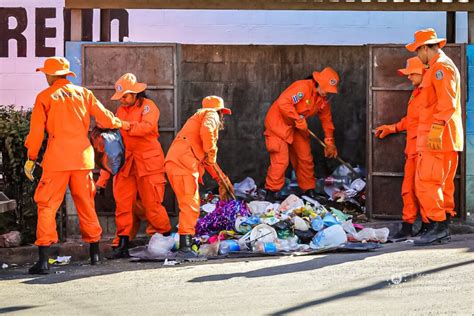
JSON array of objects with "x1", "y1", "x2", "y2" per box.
[
  {"x1": 167, "y1": 174, "x2": 200, "y2": 235},
  {"x1": 401, "y1": 155, "x2": 425, "y2": 224},
  {"x1": 111, "y1": 199, "x2": 156, "y2": 246},
  {"x1": 34, "y1": 169, "x2": 101, "y2": 246},
  {"x1": 415, "y1": 151, "x2": 458, "y2": 222},
  {"x1": 265, "y1": 132, "x2": 315, "y2": 192},
  {"x1": 113, "y1": 167, "x2": 171, "y2": 238}
]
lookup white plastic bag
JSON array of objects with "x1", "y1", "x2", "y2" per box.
[
  {"x1": 355, "y1": 228, "x2": 389, "y2": 243},
  {"x1": 278, "y1": 194, "x2": 304, "y2": 213},
  {"x1": 234, "y1": 177, "x2": 257, "y2": 195},
  {"x1": 147, "y1": 233, "x2": 175, "y2": 256},
  {"x1": 248, "y1": 201, "x2": 272, "y2": 215},
  {"x1": 310, "y1": 224, "x2": 347, "y2": 249}
]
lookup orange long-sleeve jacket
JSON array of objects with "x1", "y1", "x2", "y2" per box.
[
  {"x1": 116, "y1": 98, "x2": 166, "y2": 179},
  {"x1": 165, "y1": 108, "x2": 222, "y2": 182},
  {"x1": 25, "y1": 79, "x2": 121, "y2": 171},
  {"x1": 417, "y1": 51, "x2": 463, "y2": 152},
  {"x1": 264, "y1": 80, "x2": 335, "y2": 143},
  {"x1": 394, "y1": 87, "x2": 421, "y2": 157}
]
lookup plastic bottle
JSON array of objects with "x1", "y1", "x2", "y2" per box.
[
  {"x1": 252, "y1": 241, "x2": 278, "y2": 253},
  {"x1": 219, "y1": 240, "x2": 241, "y2": 255},
  {"x1": 324, "y1": 176, "x2": 352, "y2": 187},
  {"x1": 311, "y1": 216, "x2": 324, "y2": 231}
]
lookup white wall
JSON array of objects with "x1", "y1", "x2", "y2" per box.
[
  {"x1": 127, "y1": 10, "x2": 468, "y2": 45},
  {"x1": 0, "y1": 0, "x2": 64, "y2": 108},
  {"x1": 0, "y1": 4, "x2": 469, "y2": 108}
]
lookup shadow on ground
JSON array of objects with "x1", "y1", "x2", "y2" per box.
[{"x1": 0, "y1": 235, "x2": 472, "y2": 286}]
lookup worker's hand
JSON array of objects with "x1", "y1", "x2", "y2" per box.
[
  {"x1": 218, "y1": 175, "x2": 235, "y2": 201},
  {"x1": 203, "y1": 153, "x2": 217, "y2": 166},
  {"x1": 121, "y1": 120, "x2": 131, "y2": 131},
  {"x1": 427, "y1": 123, "x2": 444, "y2": 150},
  {"x1": 24, "y1": 159, "x2": 36, "y2": 182},
  {"x1": 374, "y1": 124, "x2": 397, "y2": 139},
  {"x1": 324, "y1": 138, "x2": 338, "y2": 159},
  {"x1": 95, "y1": 184, "x2": 106, "y2": 196},
  {"x1": 112, "y1": 118, "x2": 122, "y2": 129},
  {"x1": 295, "y1": 118, "x2": 309, "y2": 137}
]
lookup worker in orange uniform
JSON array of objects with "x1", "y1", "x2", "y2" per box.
[
  {"x1": 24, "y1": 57, "x2": 122, "y2": 274},
  {"x1": 95, "y1": 169, "x2": 156, "y2": 247},
  {"x1": 406, "y1": 29, "x2": 463, "y2": 245},
  {"x1": 375, "y1": 57, "x2": 429, "y2": 239},
  {"x1": 264, "y1": 67, "x2": 339, "y2": 201},
  {"x1": 165, "y1": 96, "x2": 234, "y2": 259},
  {"x1": 110, "y1": 73, "x2": 171, "y2": 258}
]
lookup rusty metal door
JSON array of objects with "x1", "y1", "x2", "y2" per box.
[
  {"x1": 82, "y1": 43, "x2": 179, "y2": 217},
  {"x1": 367, "y1": 44, "x2": 466, "y2": 219}
]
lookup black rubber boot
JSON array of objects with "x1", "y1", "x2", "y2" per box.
[
  {"x1": 392, "y1": 222, "x2": 413, "y2": 240},
  {"x1": 176, "y1": 234, "x2": 204, "y2": 261},
  {"x1": 28, "y1": 246, "x2": 50, "y2": 275},
  {"x1": 414, "y1": 221, "x2": 450, "y2": 246},
  {"x1": 90, "y1": 242, "x2": 101, "y2": 265},
  {"x1": 265, "y1": 190, "x2": 278, "y2": 203},
  {"x1": 413, "y1": 222, "x2": 430, "y2": 237},
  {"x1": 111, "y1": 236, "x2": 130, "y2": 259}
]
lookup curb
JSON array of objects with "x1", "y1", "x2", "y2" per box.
[{"x1": 1, "y1": 221, "x2": 473, "y2": 267}]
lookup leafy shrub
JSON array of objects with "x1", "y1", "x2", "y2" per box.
[{"x1": 0, "y1": 105, "x2": 38, "y2": 243}]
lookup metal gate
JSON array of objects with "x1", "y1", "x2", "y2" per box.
[
  {"x1": 367, "y1": 44, "x2": 466, "y2": 219},
  {"x1": 81, "y1": 44, "x2": 179, "y2": 233}
]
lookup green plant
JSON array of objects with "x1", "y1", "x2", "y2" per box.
[{"x1": 0, "y1": 105, "x2": 38, "y2": 243}]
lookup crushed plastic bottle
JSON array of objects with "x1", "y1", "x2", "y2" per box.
[
  {"x1": 253, "y1": 241, "x2": 278, "y2": 253},
  {"x1": 219, "y1": 240, "x2": 241, "y2": 255}
]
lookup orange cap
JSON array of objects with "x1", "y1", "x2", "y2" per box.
[
  {"x1": 397, "y1": 57, "x2": 425, "y2": 76},
  {"x1": 202, "y1": 96, "x2": 232, "y2": 115},
  {"x1": 111, "y1": 73, "x2": 147, "y2": 100},
  {"x1": 406, "y1": 28, "x2": 446, "y2": 52},
  {"x1": 36, "y1": 57, "x2": 76, "y2": 77},
  {"x1": 313, "y1": 67, "x2": 339, "y2": 94}
]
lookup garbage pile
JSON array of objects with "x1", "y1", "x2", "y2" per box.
[
  {"x1": 192, "y1": 193, "x2": 388, "y2": 257},
  {"x1": 130, "y1": 165, "x2": 389, "y2": 260}
]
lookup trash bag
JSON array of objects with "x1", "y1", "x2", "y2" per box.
[
  {"x1": 311, "y1": 224, "x2": 347, "y2": 250},
  {"x1": 248, "y1": 201, "x2": 272, "y2": 215},
  {"x1": 294, "y1": 229, "x2": 316, "y2": 244},
  {"x1": 147, "y1": 233, "x2": 175, "y2": 256},
  {"x1": 90, "y1": 127, "x2": 125, "y2": 175},
  {"x1": 278, "y1": 194, "x2": 304, "y2": 213},
  {"x1": 323, "y1": 212, "x2": 340, "y2": 227},
  {"x1": 234, "y1": 177, "x2": 257, "y2": 197},
  {"x1": 354, "y1": 228, "x2": 389, "y2": 243}
]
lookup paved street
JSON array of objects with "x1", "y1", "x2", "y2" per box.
[{"x1": 1, "y1": 234, "x2": 473, "y2": 315}]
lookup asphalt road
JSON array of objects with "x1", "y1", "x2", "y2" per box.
[{"x1": 1, "y1": 234, "x2": 473, "y2": 315}]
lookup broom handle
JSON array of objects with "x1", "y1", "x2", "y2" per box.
[{"x1": 308, "y1": 130, "x2": 359, "y2": 176}]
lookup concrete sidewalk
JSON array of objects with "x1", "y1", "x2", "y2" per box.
[
  {"x1": 1, "y1": 220, "x2": 473, "y2": 266},
  {"x1": 0, "y1": 234, "x2": 473, "y2": 315}
]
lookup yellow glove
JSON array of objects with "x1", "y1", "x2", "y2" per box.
[
  {"x1": 218, "y1": 175, "x2": 235, "y2": 201},
  {"x1": 24, "y1": 159, "x2": 36, "y2": 182},
  {"x1": 374, "y1": 124, "x2": 397, "y2": 139},
  {"x1": 324, "y1": 138, "x2": 338, "y2": 158},
  {"x1": 427, "y1": 123, "x2": 444, "y2": 150}
]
